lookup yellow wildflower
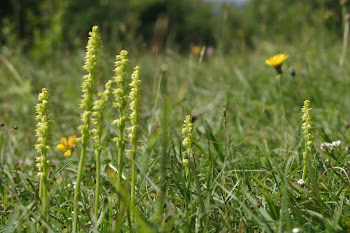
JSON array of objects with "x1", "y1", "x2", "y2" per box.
[
  {"x1": 265, "y1": 53, "x2": 288, "y2": 69},
  {"x1": 192, "y1": 46, "x2": 202, "y2": 55},
  {"x1": 266, "y1": 53, "x2": 288, "y2": 75},
  {"x1": 265, "y1": 53, "x2": 288, "y2": 68},
  {"x1": 56, "y1": 135, "x2": 77, "y2": 157},
  {"x1": 324, "y1": 10, "x2": 334, "y2": 20}
]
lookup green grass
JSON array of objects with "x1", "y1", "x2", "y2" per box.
[{"x1": 1, "y1": 30, "x2": 350, "y2": 232}]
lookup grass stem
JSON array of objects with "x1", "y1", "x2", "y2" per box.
[
  {"x1": 94, "y1": 148, "x2": 101, "y2": 221},
  {"x1": 278, "y1": 76, "x2": 286, "y2": 138},
  {"x1": 73, "y1": 143, "x2": 87, "y2": 233}
]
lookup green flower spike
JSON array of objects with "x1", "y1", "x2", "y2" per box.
[
  {"x1": 73, "y1": 26, "x2": 102, "y2": 233},
  {"x1": 181, "y1": 115, "x2": 193, "y2": 226},
  {"x1": 91, "y1": 80, "x2": 113, "y2": 149},
  {"x1": 112, "y1": 50, "x2": 129, "y2": 131},
  {"x1": 301, "y1": 100, "x2": 314, "y2": 151},
  {"x1": 91, "y1": 79, "x2": 113, "y2": 221},
  {"x1": 127, "y1": 66, "x2": 141, "y2": 221},
  {"x1": 35, "y1": 88, "x2": 52, "y2": 230},
  {"x1": 111, "y1": 50, "x2": 129, "y2": 217},
  {"x1": 182, "y1": 115, "x2": 193, "y2": 165},
  {"x1": 301, "y1": 100, "x2": 314, "y2": 182},
  {"x1": 78, "y1": 25, "x2": 102, "y2": 144},
  {"x1": 127, "y1": 66, "x2": 141, "y2": 155}
]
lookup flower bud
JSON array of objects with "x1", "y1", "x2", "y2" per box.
[
  {"x1": 182, "y1": 158, "x2": 190, "y2": 167},
  {"x1": 289, "y1": 66, "x2": 296, "y2": 77}
]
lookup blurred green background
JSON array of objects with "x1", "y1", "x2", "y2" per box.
[{"x1": 0, "y1": 0, "x2": 343, "y2": 57}]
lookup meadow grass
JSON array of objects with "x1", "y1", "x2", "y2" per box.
[{"x1": 1, "y1": 26, "x2": 350, "y2": 233}]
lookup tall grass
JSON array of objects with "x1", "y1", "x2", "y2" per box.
[{"x1": 1, "y1": 21, "x2": 350, "y2": 233}]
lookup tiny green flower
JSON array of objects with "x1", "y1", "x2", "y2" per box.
[
  {"x1": 111, "y1": 49, "x2": 129, "y2": 219},
  {"x1": 301, "y1": 99, "x2": 314, "y2": 181},
  {"x1": 301, "y1": 100, "x2": 314, "y2": 152},
  {"x1": 73, "y1": 26, "x2": 102, "y2": 233},
  {"x1": 182, "y1": 115, "x2": 193, "y2": 164},
  {"x1": 35, "y1": 88, "x2": 52, "y2": 166},
  {"x1": 182, "y1": 115, "x2": 193, "y2": 151},
  {"x1": 35, "y1": 88, "x2": 53, "y2": 227},
  {"x1": 127, "y1": 66, "x2": 141, "y2": 155},
  {"x1": 112, "y1": 50, "x2": 129, "y2": 149},
  {"x1": 91, "y1": 79, "x2": 113, "y2": 220},
  {"x1": 78, "y1": 25, "x2": 102, "y2": 144},
  {"x1": 91, "y1": 79, "x2": 113, "y2": 150},
  {"x1": 127, "y1": 66, "x2": 141, "y2": 222},
  {"x1": 112, "y1": 50, "x2": 129, "y2": 110}
]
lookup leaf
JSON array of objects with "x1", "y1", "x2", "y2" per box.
[{"x1": 50, "y1": 159, "x2": 72, "y2": 179}]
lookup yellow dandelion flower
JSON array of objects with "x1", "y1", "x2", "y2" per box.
[
  {"x1": 265, "y1": 53, "x2": 288, "y2": 69},
  {"x1": 266, "y1": 53, "x2": 288, "y2": 75},
  {"x1": 56, "y1": 135, "x2": 77, "y2": 157}
]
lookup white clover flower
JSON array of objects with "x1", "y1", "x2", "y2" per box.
[
  {"x1": 297, "y1": 179, "x2": 305, "y2": 186},
  {"x1": 320, "y1": 142, "x2": 332, "y2": 151},
  {"x1": 331, "y1": 140, "x2": 342, "y2": 147},
  {"x1": 321, "y1": 140, "x2": 342, "y2": 151},
  {"x1": 67, "y1": 181, "x2": 76, "y2": 189}
]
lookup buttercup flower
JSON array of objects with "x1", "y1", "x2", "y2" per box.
[
  {"x1": 266, "y1": 53, "x2": 288, "y2": 74},
  {"x1": 57, "y1": 135, "x2": 77, "y2": 157}
]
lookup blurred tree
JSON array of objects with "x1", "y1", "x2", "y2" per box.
[
  {"x1": 0, "y1": 0, "x2": 345, "y2": 56},
  {"x1": 128, "y1": 0, "x2": 216, "y2": 50}
]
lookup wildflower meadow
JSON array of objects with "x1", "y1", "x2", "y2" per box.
[{"x1": 1, "y1": 1, "x2": 350, "y2": 232}]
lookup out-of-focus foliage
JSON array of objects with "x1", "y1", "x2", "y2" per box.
[{"x1": 0, "y1": 0, "x2": 346, "y2": 58}]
